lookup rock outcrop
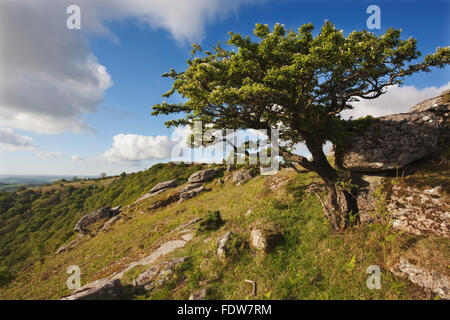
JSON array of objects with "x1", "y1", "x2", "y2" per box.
[
  {"x1": 250, "y1": 220, "x2": 283, "y2": 252},
  {"x1": 233, "y1": 169, "x2": 252, "y2": 185},
  {"x1": 134, "y1": 257, "x2": 187, "y2": 293},
  {"x1": 217, "y1": 231, "x2": 232, "y2": 261},
  {"x1": 60, "y1": 278, "x2": 123, "y2": 300},
  {"x1": 352, "y1": 175, "x2": 385, "y2": 225},
  {"x1": 189, "y1": 288, "x2": 209, "y2": 300},
  {"x1": 74, "y1": 206, "x2": 121, "y2": 235},
  {"x1": 390, "y1": 258, "x2": 450, "y2": 299},
  {"x1": 336, "y1": 90, "x2": 449, "y2": 172},
  {"x1": 134, "y1": 179, "x2": 178, "y2": 204},
  {"x1": 55, "y1": 239, "x2": 78, "y2": 255},
  {"x1": 178, "y1": 183, "x2": 206, "y2": 201},
  {"x1": 388, "y1": 183, "x2": 449, "y2": 238},
  {"x1": 188, "y1": 168, "x2": 218, "y2": 183}
]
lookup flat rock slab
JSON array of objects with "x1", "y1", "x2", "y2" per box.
[
  {"x1": 188, "y1": 169, "x2": 218, "y2": 183},
  {"x1": 390, "y1": 258, "x2": 450, "y2": 299},
  {"x1": 335, "y1": 90, "x2": 449, "y2": 172},
  {"x1": 388, "y1": 183, "x2": 449, "y2": 238},
  {"x1": 60, "y1": 279, "x2": 123, "y2": 300}
]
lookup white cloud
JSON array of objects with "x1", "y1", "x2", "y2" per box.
[
  {"x1": 0, "y1": 127, "x2": 36, "y2": 151},
  {"x1": 341, "y1": 82, "x2": 450, "y2": 119},
  {"x1": 0, "y1": 0, "x2": 261, "y2": 135},
  {"x1": 101, "y1": 126, "x2": 192, "y2": 164},
  {"x1": 71, "y1": 155, "x2": 85, "y2": 163},
  {"x1": 0, "y1": 1, "x2": 112, "y2": 134},
  {"x1": 37, "y1": 151, "x2": 64, "y2": 159}
]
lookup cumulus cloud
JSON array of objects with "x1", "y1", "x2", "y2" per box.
[
  {"x1": 0, "y1": 0, "x2": 261, "y2": 135},
  {"x1": 0, "y1": 127, "x2": 36, "y2": 151},
  {"x1": 101, "y1": 126, "x2": 192, "y2": 164},
  {"x1": 37, "y1": 151, "x2": 64, "y2": 159},
  {"x1": 341, "y1": 82, "x2": 450, "y2": 119},
  {"x1": 0, "y1": 1, "x2": 112, "y2": 134}
]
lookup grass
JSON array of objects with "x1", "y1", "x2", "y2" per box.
[{"x1": 0, "y1": 161, "x2": 446, "y2": 300}]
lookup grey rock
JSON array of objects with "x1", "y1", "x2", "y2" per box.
[
  {"x1": 390, "y1": 258, "x2": 450, "y2": 299},
  {"x1": 336, "y1": 90, "x2": 449, "y2": 172},
  {"x1": 188, "y1": 169, "x2": 218, "y2": 183},
  {"x1": 233, "y1": 169, "x2": 252, "y2": 185},
  {"x1": 150, "y1": 179, "x2": 178, "y2": 193},
  {"x1": 134, "y1": 257, "x2": 187, "y2": 292},
  {"x1": 189, "y1": 288, "x2": 209, "y2": 300},
  {"x1": 387, "y1": 183, "x2": 449, "y2": 238},
  {"x1": 60, "y1": 279, "x2": 123, "y2": 300},
  {"x1": 409, "y1": 89, "x2": 450, "y2": 113},
  {"x1": 179, "y1": 184, "x2": 206, "y2": 201},
  {"x1": 55, "y1": 239, "x2": 78, "y2": 255},
  {"x1": 250, "y1": 221, "x2": 283, "y2": 252},
  {"x1": 217, "y1": 231, "x2": 232, "y2": 261},
  {"x1": 74, "y1": 207, "x2": 118, "y2": 235},
  {"x1": 134, "y1": 180, "x2": 178, "y2": 204},
  {"x1": 353, "y1": 174, "x2": 385, "y2": 225}
]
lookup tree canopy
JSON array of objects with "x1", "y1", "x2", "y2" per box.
[{"x1": 152, "y1": 21, "x2": 449, "y2": 230}]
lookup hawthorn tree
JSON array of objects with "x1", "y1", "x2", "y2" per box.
[{"x1": 152, "y1": 22, "x2": 449, "y2": 231}]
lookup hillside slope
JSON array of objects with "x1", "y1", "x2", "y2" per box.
[{"x1": 0, "y1": 158, "x2": 448, "y2": 299}]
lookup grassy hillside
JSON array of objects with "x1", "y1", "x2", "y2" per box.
[
  {"x1": 1, "y1": 158, "x2": 446, "y2": 300},
  {"x1": 0, "y1": 162, "x2": 205, "y2": 283}
]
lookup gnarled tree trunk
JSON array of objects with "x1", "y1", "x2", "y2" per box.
[
  {"x1": 280, "y1": 138, "x2": 357, "y2": 232},
  {"x1": 306, "y1": 139, "x2": 357, "y2": 231}
]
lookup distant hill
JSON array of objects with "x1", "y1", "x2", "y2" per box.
[{"x1": 0, "y1": 175, "x2": 91, "y2": 191}]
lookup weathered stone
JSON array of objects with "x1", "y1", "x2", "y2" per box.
[
  {"x1": 135, "y1": 257, "x2": 187, "y2": 292},
  {"x1": 60, "y1": 278, "x2": 123, "y2": 300},
  {"x1": 217, "y1": 231, "x2": 232, "y2": 261},
  {"x1": 179, "y1": 184, "x2": 206, "y2": 201},
  {"x1": 170, "y1": 218, "x2": 202, "y2": 234},
  {"x1": 263, "y1": 173, "x2": 291, "y2": 191},
  {"x1": 390, "y1": 258, "x2": 450, "y2": 299},
  {"x1": 55, "y1": 239, "x2": 78, "y2": 255},
  {"x1": 352, "y1": 174, "x2": 385, "y2": 225},
  {"x1": 189, "y1": 288, "x2": 209, "y2": 300},
  {"x1": 409, "y1": 89, "x2": 450, "y2": 113},
  {"x1": 150, "y1": 179, "x2": 178, "y2": 193},
  {"x1": 188, "y1": 168, "x2": 218, "y2": 183},
  {"x1": 134, "y1": 180, "x2": 178, "y2": 204},
  {"x1": 74, "y1": 207, "x2": 119, "y2": 234},
  {"x1": 335, "y1": 90, "x2": 449, "y2": 172},
  {"x1": 110, "y1": 205, "x2": 121, "y2": 215},
  {"x1": 250, "y1": 221, "x2": 283, "y2": 252},
  {"x1": 387, "y1": 183, "x2": 449, "y2": 238},
  {"x1": 233, "y1": 169, "x2": 252, "y2": 185}
]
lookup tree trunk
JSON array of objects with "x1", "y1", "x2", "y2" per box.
[{"x1": 305, "y1": 138, "x2": 357, "y2": 232}]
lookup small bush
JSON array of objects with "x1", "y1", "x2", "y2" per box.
[{"x1": 197, "y1": 211, "x2": 223, "y2": 233}]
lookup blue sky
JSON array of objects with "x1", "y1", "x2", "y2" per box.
[{"x1": 0, "y1": 0, "x2": 448, "y2": 176}]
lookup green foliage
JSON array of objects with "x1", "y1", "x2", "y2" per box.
[
  {"x1": 0, "y1": 266, "x2": 14, "y2": 287},
  {"x1": 152, "y1": 21, "x2": 449, "y2": 151},
  {"x1": 0, "y1": 162, "x2": 205, "y2": 276}
]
